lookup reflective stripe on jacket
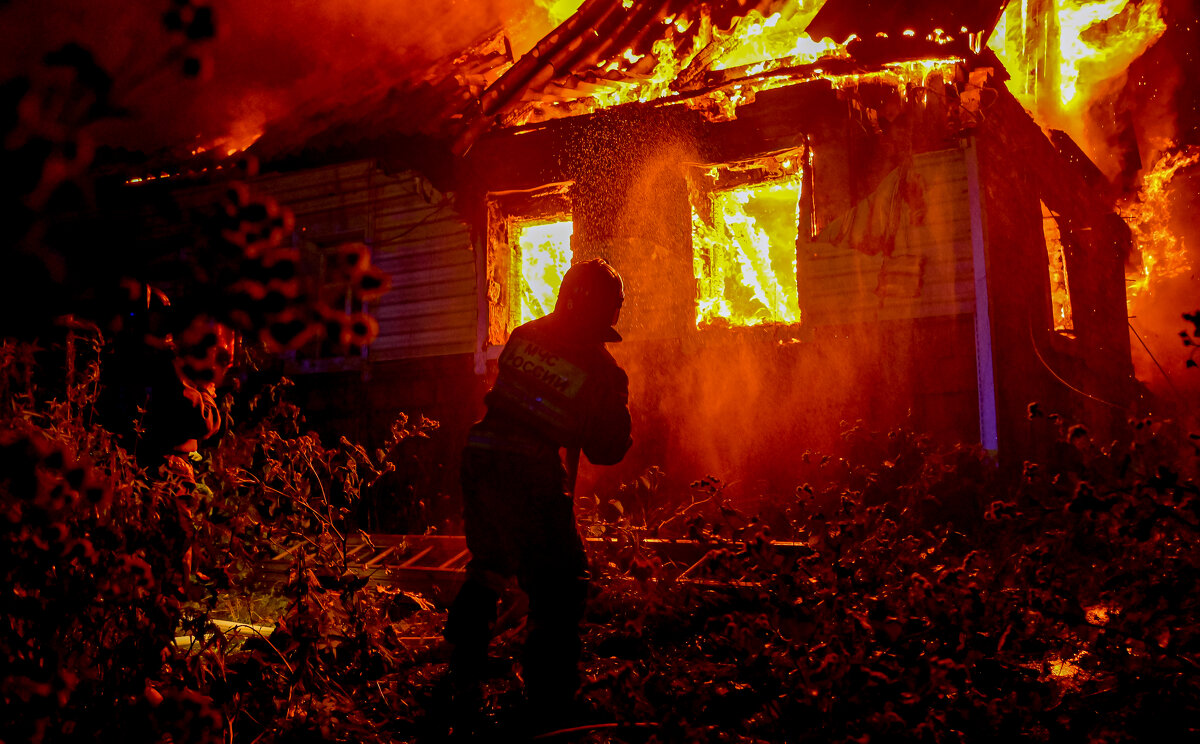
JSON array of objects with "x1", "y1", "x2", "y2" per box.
[{"x1": 478, "y1": 312, "x2": 631, "y2": 466}]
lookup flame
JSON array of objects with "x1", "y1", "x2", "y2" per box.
[
  {"x1": 988, "y1": 0, "x2": 1166, "y2": 116},
  {"x1": 535, "y1": 0, "x2": 585, "y2": 26},
  {"x1": 585, "y1": 1, "x2": 844, "y2": 112},
  {"x1": 592, "y1": 37, "x2": 690, "y2": 108},
  {"x1": 1084, "y1": 603, "x2": 1116, "y2": 625},
  {"x1": 1042, "y1": 202, "x2": 1074, "y2": 332},
  {"x1": 709, "y1": 5, "x2": 843, "y2": 74},
  {"x1": 514, "y1": 3, "x2": 966, "y2": 127},
  {"x1": 1122, "y1": 148, "x2": 1200, "y2": 304},
  {"x1": 515, "y1": 219, "x2": 574, "y2": 324},
  {"x1": 1057, "y1": 0, "x2": 1166, "y2": 107},
  {"x1": 693, "y1": 176, "x2": 802, "y2": 328}
]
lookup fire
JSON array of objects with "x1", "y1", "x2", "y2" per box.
[
  {"x1": 1043, "y1": 652, "x2": 1084, "y2": 680},
  {"x1": 709, "y1": 4, "x2": 845, "y2": 75},
  {"x1": 1122, "y1": 147, "x2": 1200, "y2": 304},
  {"x1": 1042, "y1": 202, "x2": 1074, "y2": 332},
  {"x1": 692, "y1": 174, "x2": 802, "y2": 328},
  {"x1": 1057, "y1": 0, "x2": 1166, "y2": 107},
  {"x1": 535, "y1": 0, "x2": 585, "y2": 26},
  {"x1": 988, "y1": 0, "x2": 1166, "y2": 115},
  {"x1": 1084, "y1": 603, "x2": 1116, "y2": 625},
  {"x1": 514, "y1": 219, "x2": 573, "y2": 324},
  {"x1": 592, "y1": 37, "x2": 690, "y2": 109},
  {"x1": 585, "y1": 1, "x2": 845, "y2": 112}
]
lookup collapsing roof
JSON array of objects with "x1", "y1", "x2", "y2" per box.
[
  {"x1": 468, "y1": 0, "x2": 1009, "y2": 138},
  {"x1": 241, "y1": 0, "x2": 1011, "y2": 169}
]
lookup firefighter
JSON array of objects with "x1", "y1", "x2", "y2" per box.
[
  {"x1": 101, "y1": 288, "x2": 233, "y2": 483},
  {"x1": 156, "y1": 314, "x2": 235, "y2": 482},
  {"x1": 444, "y1": 258, "x2": 632, "y2": 725}
]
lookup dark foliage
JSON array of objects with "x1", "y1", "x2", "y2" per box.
[{"x1": 3, "y1": 8, "x2": 1199, "y2": 743}]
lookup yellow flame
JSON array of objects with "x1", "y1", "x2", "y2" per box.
[
  {"x1": 1042, "y1": 202, "x2": 1074, "y2": 332},
  {"x1": 710, "y1": 5, "x2": 843, "y2": 72},
  {"x1": 1057, "y1": 0, "x2": 1166, "y2": 108},
  {"x1": 988, "y1": 0, "x2": 1166, "y2": 114},
  {"x1": 1122, "y1": 148, "x2": 1200, "y2": 304},
  {"x1": 1044, "y1": 652, "x2": 1084, "y2": 679},
  {"x1": 693, "y1": 177, "x2": 802, "y2": 328},
  {"x1": 515, "y1": 219, "x2": 574, "y2": 324},
  {"x1": 534, "y1": 0, "x2": 585, "y2": 26},
  {"x1": 586, "y1": 1, "x2": 843, "y2": 112}
]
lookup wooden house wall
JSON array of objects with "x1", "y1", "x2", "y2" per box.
[
  {"x1": 466, "y1": 80, "x2": 985, "y2": 488},
  {"x1": 247, "y1": 160, "x2": 478, "y2": 361},
  {"x1": 170, "y1": 162, "x2": 482, "y2": 527},
  {"x1": 974, "y1": 86, "x2": 1136, "y2": 466},
  {"x1": 248, "y1": 161, "x2": 481, "y2": 528},
  {"x1": 799, "y1": 147, "x2": 976, "y2": 325}
]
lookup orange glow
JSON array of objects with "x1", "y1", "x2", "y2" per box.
[
  {"x1": 1122, "y1": 148, "x2": 1200, "y2": 305},
  {"x1": 514, "y1": 219, "x2": 573, "y2": 324},
  {"x1": 692, "y1": 171, "x2": 802, "y2": 328},
  {"x1": 1042, "y1": 202, "x2": 1074, "y2": 333},
  {"x1": 535, "y1": 0, "x2": 585, "y2": 26},
  {"x1": 1085, "y1": 604, "x2": 1116, "y2": 625},
  {"x1": 1044, "y1": 652, "x2": 1084, "y2": 679}
]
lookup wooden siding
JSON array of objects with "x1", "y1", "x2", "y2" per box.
[
  {"x1": 249, "y1": 160, "x2": 477, "y2": 361},
  {"x1": 798, "y1": 146, "x2": 975, "y2": 325}
]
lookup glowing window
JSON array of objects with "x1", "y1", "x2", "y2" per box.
[
  {"x1": 689, "y1": 153, "x2": 802, "y2": 328},
  {"x1": 513, "y1": 219, "x2": 573, "y2": 325},
  {"x1": 1042, "y1": 201, "x2": 1073, "y2": 334},
  {"x1": 485, "y1": 185, "x2": 574, "y2": 346}
]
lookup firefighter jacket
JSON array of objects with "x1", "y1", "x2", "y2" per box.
[{"x1": 474, "y1": 312, "x2": 631, "y2": 466}]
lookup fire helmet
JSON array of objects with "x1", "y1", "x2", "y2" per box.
[{"x1": 555, "y1": 258, "x2": 624, "y2": 341}]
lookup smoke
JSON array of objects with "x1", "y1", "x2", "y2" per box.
[
  {"x1": 0, "y1": 0, "x2": 562, "y2": 155},
  {"x1": 562, "y1": 113, "x2": 933, "y2": 501}
]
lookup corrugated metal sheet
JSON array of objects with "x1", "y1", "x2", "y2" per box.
[
  {"x1": 249, "y1": 161, "x2": 477, "y2": 362},
  {"x1": 799, "y1": 146, "x2": 975, "y2": 325}
]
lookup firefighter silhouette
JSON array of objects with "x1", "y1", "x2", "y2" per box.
[
  {"x1": 444, "y1": 258, "x2": 632, "y2": 721},
  {"x1": 102, "y1": 286, "x2": 234, "y2": 484}
]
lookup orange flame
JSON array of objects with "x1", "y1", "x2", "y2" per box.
[
  {"x1": 585, "y1": 1, "x2": 845, "y2": 112},
  {"x1": 1122, "y1": 148, "x2": 1200, "y2": 305},
  {"x1": 708, "y1": 4, "x2": 845, "y2": 75},
  {"x1": 1057, "y1": 0, "x2": 1165, "y2": 108},
  {"x1": 988, "y1": 0, "x2": 1166, "y2": 120}
]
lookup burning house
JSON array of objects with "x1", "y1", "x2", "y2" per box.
[{"x1": 170, "y1": 0, "x2": 1162, "y2": 499}]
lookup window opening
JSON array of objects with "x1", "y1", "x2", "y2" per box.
[
  {"x1": 485, "y1": 184, "x2": 573, "y2": 345},
  {"x1": 687, "y1": 150, "x2": 803, "y2": 328},
  {"x1": 513, "y1": 219, "x2": 573, "y2": 325},
  {"x1": 1042, "y1": 201, "x2": 1074, "y2": 334}
]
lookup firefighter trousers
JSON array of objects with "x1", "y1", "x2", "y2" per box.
[{"x1": 444, "y1": 444, "x2": 589, "y2": 707}]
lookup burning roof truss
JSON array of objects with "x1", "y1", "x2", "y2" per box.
[{"x1": 472, "y1": 0, "x2": 1007, "y2": 134}]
